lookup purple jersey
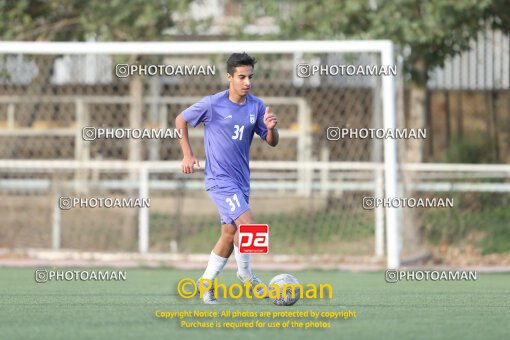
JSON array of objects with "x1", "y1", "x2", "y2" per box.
[{"x1": 182, "y1": 90, "x2": 268, "y2": 195}]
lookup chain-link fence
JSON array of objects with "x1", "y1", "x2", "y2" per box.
[{"x1": 1, "y1": 44, "x2": 509, "y2": 266}]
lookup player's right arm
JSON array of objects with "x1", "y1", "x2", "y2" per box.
[{"x1": 176, "y1": 112, "x2": 200, "y2": 174}]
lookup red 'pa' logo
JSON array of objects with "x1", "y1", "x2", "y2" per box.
[{"x1": 239, "y1": 224, "x2": 269, "y2": 254}]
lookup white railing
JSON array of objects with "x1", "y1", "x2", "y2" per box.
[
  {"x1": 1, "y1": 160, "x2": 508, "y2": 257},
  {"x1": 0, "y1": 95, "x2": 313, "y2": 193}
]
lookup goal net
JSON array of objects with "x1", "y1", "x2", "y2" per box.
[{"x1": 0, "y1": 41, "x2": 405, "y2": 267}]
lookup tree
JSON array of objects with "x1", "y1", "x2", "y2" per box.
[
  {"x1": 237, "y1": 0, "x2": 508, "y2": 162},
  {"x1": 0, "y1": 0, "x2": 204, "y2": 236},
  {"x1": 0, "y1": 0, "x2": 196, "y2": 41}
]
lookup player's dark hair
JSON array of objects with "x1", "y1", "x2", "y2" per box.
[{"x1": 227, "y1": 52, "x2": 256, "y2": 75}]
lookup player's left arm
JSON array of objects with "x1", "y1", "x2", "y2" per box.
[{"x1": 263, "y1": 106, "x2": 279, "y2": 147}]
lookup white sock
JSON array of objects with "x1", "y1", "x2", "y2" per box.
[
  {"x1": 234, "y1": 245, "x2": 252, "y2": 279},
  {"x1": 202, "y1": 251, "x2": 228, "y2": 281}
]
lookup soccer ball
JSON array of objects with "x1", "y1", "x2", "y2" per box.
[{"x1": 269, "y1": 274, "x2": 300, "y2": 306}]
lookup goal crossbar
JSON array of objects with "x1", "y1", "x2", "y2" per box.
[{"x1": 0, "y1": 40, "x2": 399, "y2": 268}]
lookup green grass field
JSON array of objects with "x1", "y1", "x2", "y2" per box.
[{"x1": 1, "y1": 268, "x2": 509, "y2": 339}]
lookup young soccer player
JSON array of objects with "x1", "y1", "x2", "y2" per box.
[{"x1": 175, "y1": 53, "x2": 279, "y2": 304}]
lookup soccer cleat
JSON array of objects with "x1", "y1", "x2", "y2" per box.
[
  {"x1": 197, "y1": 277, "x2": 218, "y2": 304},
  {"x1": 237, "y1": 272, "x2": 269, "y2": 298}
]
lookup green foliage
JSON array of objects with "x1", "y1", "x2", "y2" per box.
[
  {"x1": 444, "y1": 132, "x2": 496, "y2": 163},
  {"x1": 237, "y1": 0, "x2": 509, "y2": 84},
  {"x1": 483, "y1": 0, "x2": 510, "y2": 34},
  {"x1": 0, "y1": 0, "x2": 201, "y2": 41},
  {"x1": 422, "y1": 205, "x2": 510, "y2": 254}
]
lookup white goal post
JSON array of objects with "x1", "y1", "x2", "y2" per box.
[{"x1": 0, "y1": 40, "x2": 399, "y2": 268}]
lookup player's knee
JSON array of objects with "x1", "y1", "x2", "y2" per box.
[
  {"x1": 221, "y1": 226, "x2": 236, "y2": 243},
  {"x1": 235, "y1": 211, "x2": 255, "y2": 225},
  {"x1": 221, "y1": 232, "x2": 234, "y2": 244}
]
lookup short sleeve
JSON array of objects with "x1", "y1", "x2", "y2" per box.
[
  {"x1": 182, "y1": 96, "x2": 211, "y2": 127},
  {"x1": 254, "y1": 102, "x2": 268, "y2": 141}
]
